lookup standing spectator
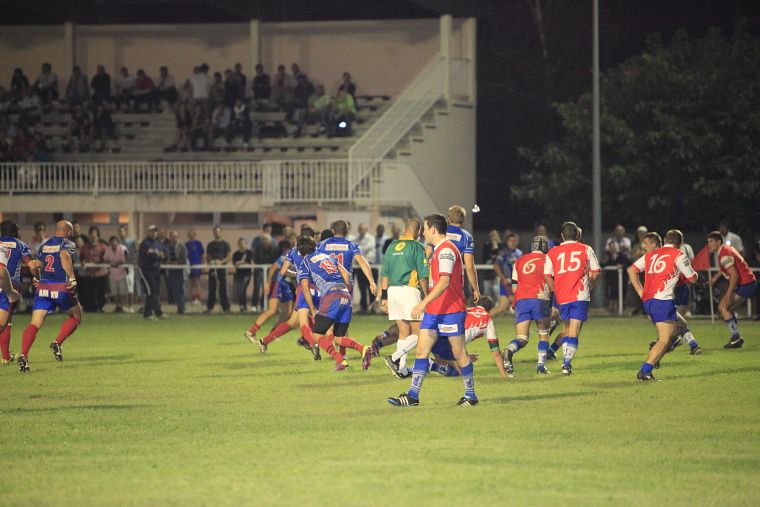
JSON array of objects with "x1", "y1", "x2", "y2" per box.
[
  {"x1": 29, "y1": 222, "x2": 48, "y2": 257},
  {"x1": 165, "y1": 230, "x2": 187, "y2": 315},
  {"x1": 10, "y1": 68, "x2": 29, "y2": 102},
  {"x1": 187, "y1": 64, "x2": 211, "y2": 112},
  {"x1": 33, "y1": 63, "x2": 59, "y2": 111},
  {"x1": 534, "y1": 224, "x2": 556, "y2": 248},
  {"x1": 291, "y1": 63, "x2": 306, "y2": 82},
  {"x1": 185, "y1": 228, "x2": 204, "y2": 306},
  {"x1": 227, "y1": 98, "x2": 253, "y2": 145},
  {"x1": 174, "y1": 102, "x2": 192, "y2": 150},
  {"x1": 139, "y1": 225, "x2": 167, "y2": 320},
  {"x1": 90, "y1": 65, "x2": 112, "y2": 106},
  {"x1": 208, "y1": 103, "x2": 231, "y2": 142},
  {"x1": 65, "y1": 66, "x2": 90, "y2": 108},
  {"x1": 481, "y1": 229, "x2": 503, "y2": 300},
  {"x1": 189, "y1": 103, "x2": 210, "y2": 150},
  {"x1": 382, "y1": 223, "x2": 401, "y2": 254},
  {"x1": 115, "y1": 67, "x2": 136, "y2": 111},
  {"x1": 223, "y1": 69, "x2": 240, "y2": 107},
  {"x1": 606, "y1": 224, "x2": 631, "y2": 256},
  {"x1": 337, "y1": 71, "x2": 356, "y2": 98},
  {"x1": 271, "y1": 64, "x2": 291, "y2": 110},
  {"x1": 205, "y1": 225, "x2": 231, "y2": 313},
  {"x1": 132, "y1": 69, "x2": 158, "y2": 112},
  {"x1": 210, "y1": 71, "x2": 225, "y2": 106},
  {"x1": 252, "y1": 232, "x2": 278, "y2": 312},
  {"x1": 118, "y1": 223, "x2": 137, "y2": 312},
  {"x1": 87, "y1": 226, "x2": 108, "y2": 312},
  {"x1": 156, "y1": 66, "x2": 178, "y2": 107},
  {"x1": 252, "y1": 64, "x2": 271, "y2": 102},
  {"x1": 350, "y1": 223, "x2": 376, "y2": 313},
  {"x1": 600, "y1": 241, "x2": 631, "y2": 311},
  {"x1": 374, "y1": 224, "x2": 388, "y2": 263},
  {"x1": 718, "y1": 220, "x2": 744, "y2": 256},
  {"x1": 233, "y1": 63, "x2": 247, "y2": 98},
  {"x1": 103, "y1": 235, "x2": 129, "y2": 313},
  {"x1": 630, "y1": 225, "x2": 648, "y2": 261},
  {"x1": 232, "y1": 237, "x2": 253, "y2": 313}
]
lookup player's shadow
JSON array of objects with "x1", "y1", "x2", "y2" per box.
[
  {"x1": 490, "y1": 390, "x2": 594, "y2": 404},
  {"x1": 9, "y1": 404, "x2": 150, "y2": 413},
  {"x1": 664, "y1": 364, "x2": 760, "y2": 380},
  {"x1": 79, "y1": 354, "x2": 135, "y2": 361}
]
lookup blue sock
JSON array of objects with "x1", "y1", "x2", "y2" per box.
[
  {"x1": 407, "y1": 358, "x2": 429, "y2": 400},
  {"x1": 461, "y1": 362, "x2": 476, "y2": 400},
  {"x1": 640, "y1": 362, "x2": 653, "y2": 375},
  {"x1": 563, "y1": 337, "x2": 579, "y2": 367},
  {"x1": 550, "y1": 342, "x2": 560, "y2": 353},
  {"x1": 725, "y1": 316, "x2": 739, "y2": 336},
  {"x1": 537, "y1": 341, "x2": 549, "y2": 366},
  {"x1": 507, "y1": 339, "x2": 526, "y2": 354},
  {"x1": 372, "y1": 337, "x2": 384, "y2": 351}
]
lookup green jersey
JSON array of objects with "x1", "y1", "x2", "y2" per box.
[{"x1": 381, "y1": 237, "x2": 429, "y2": 287}]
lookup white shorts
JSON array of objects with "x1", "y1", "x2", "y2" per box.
[
  {"x1": 109, "y1": 278, "x2": 129, "y2": 297},
  {"x1": 125, "y1": 268, "x2": 135, "y2": 294},
  {"x1": 388, "y1": 285, "x2": 422, "y2": 321}
]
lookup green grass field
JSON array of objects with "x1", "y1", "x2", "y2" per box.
[{"x1": 1, "y1": 313, "x2": 759, "y2": 506}]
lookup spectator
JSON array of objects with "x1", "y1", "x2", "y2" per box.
[
  {"x1": 103, "y1": 235, "x2": 129, "y2": 313},
  {"x1": 187, "y1": 64, "x2": 211, "y2": 112},
  {"x1": 65, "y1": 66, "x2": 90, "y2": 108},
  {"x1": 382, "y1": 223, "x2": 401, "y2": 254},
  {"x1": 83, "y1": 226, "x2": 108, "y2": 312},
  {"x1": 718, "y1": 220, "x2": 744, "y2": 256},
  {"x1": 139, "y1": 225, "x2": 167, "y2": 320},
  {"x1": 92, "y1": 104, "x2": 115, "y2": 151},
  {"x1": 175, "y1": 102, "x2": 192, "y2": 150},
  {"x1": 481, "y1": 229, "x2": 503, "y2": 300},
  {"x1": 32, "y1": 63, "x2": 59, "y2": 110},
  {"x1": 189, "y1": 103, "x2": 210, "y2": 150},
  {"x1": 271, "y1": 64, "x2": 291, "y2": 109},
  {"x1": 296, "y1": 83, "x2": 329, "y2": 137},
  {"x1": 18, "y1": 86, "x2": 43, "y2": 127},
  {"x1": 117, "y1": 223, "x2": 137, "y2": 313},
  {"x1": 233, "y1": 63, "x2": 247, "y2": 99},
  {"x1": 630, "y1": 225, "x2": 648, "y2": 261},
  {"x1": 350, "y1": 223, "x2": 376, "y2": 313},
  {"x1": 600, "y1": 240, "x2": 631, "y2": 312},
  {"x1": 156, "y1": 66, "x2": 178, "y2": 107},
  {"x1": 223, "y1": 69, "x2": 240, "y2": 107},
  {"x1": 232, "y1": 237, "x2": 253, "y2": 313},
  {"x1": 288, "y1": 74, "x2": 314, "y2": 124},
  {"x1": 165, "y1": 230, "x2": 187, "y2": 315},
  {"x1": 132, "y1": 69, "x2": 158, "y2": 112},
  {"x1": 10, "y1": 127, "x2": 33, "y2": 161},
  {"x1": 534, "y1": 224, "x2": 556, "y2": 248},
  {"x1": 90, "y1": 65, "x2": 112, "y2": 106},
  {"x1": 115, "y1": 67, "x2": 135, "y2": 111},
  {"x1": 185, "y1": 228, "x2": 205, "y2": 306},
  {"x1": 227, "y1": 98, "x2": 253, "y2": 145},
  {"x1": 205, "y1": 225, "x2": 231, "y2": 313},
  {"x1": 209, "y1": 103, "x2": 231, "y2": 143},
  {"x1": 252, "y1": 63, "x2": 271, "y2": 102},
  {"x1": 329, "y1": 89, "x2": 356, "y2": 136},
  {"x1": 29, "y1": 222, "x2": 48, "y2": 257},
  {"x1": 210, "y1": 71, "x2": 225, "y2": 106},
  {"x1": 337, "y1": 71, "x2": 356, "y2": 98},
  {"x1": 10, "y1": 68, "x2": 29, "y2": 102},
  {"x1": 374, "y1": 224, "x2": 387, "y2": 263},
  {"x1": 252, "y1": 232, "x2": 278, "y2": 312},
  {"x1": 64, "y1": 104, "x2": 92, "y2": 150},
  {"x1": 291, "y1": 63, "x2": 306, "y2": 82},
  {"x1": 606, "y1": 224, "x2": 631, "y2": 255}
]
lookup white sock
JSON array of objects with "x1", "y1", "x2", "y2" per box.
[
  {"x1": 683, "y1": 331, "x2": 697, "y2": 347},
  {"x1": 392, "y1": 334, "x2": 418, "y2": 373}
]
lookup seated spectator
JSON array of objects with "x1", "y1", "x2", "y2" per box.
[
  {"x1": 65, "y1": 66, "x2": 90, "y2": 108},
  {"x1": 33, "y1": 62, "x2": 59, "y2": 110},
  {"x1": 209, "y1": 103, "x2": 231, "y2": 141},
  {"x1": 132, "y1": 69, "x2": 158, "y2": 112},
  {"x1": 210, "y1": 71, "x2": 225, "y2": 106},
  {"x1": 227, "y1": 98, "x2": 253, "y2": 144},
  {"x1": 18, "y1": 86, "x2": 43, "y2": 127},
  {"x1": 252, "y1": 64, "x2": 271, "y2": 103},
  {"x1": 92, "y1": 104, "x2": 115, "y2": 150},
  {"x1": 338, "y1": 72, "x2": 356, "y2": 98},
  {"x1": 65, "y1": 104, "x2": 92, "y2": 150},
  {"x1": 288, "y1": 74, "x2": 314, "y2": 125},
  {"x1": 329, "y1": 89, "x2": 356, "y2": 136},
  {"x1": 189, "y1": 103, "x2": 210, "y2": 150},
  {"x1": 114, "y1": 67, "x2": 135, "y2": 111},
  {"x1": 156, "y1": 66, "x2": 178, "y2": 107},
  {"x1": 175, "y1": 102, "x2": 192, "y2": 150},
  {"x1": 223, "y1": 69, "x2": 239, "y2": 107},
  {"x1": 90, "y1": 65, "x2": 112, "y2": 106},
  {"x1": 271, "y1": 64, "x2": 291, "y2": 109},
  {"x1": 10, "y1": 68, "x2": 29, "y2": 103},
  {"x1": 296, "y1": 84, "x2": 331, "y2": 136}
]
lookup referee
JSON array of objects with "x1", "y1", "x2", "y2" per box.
[{"x1": 379, "y1": 218, "x2": 429, "y2": 378}]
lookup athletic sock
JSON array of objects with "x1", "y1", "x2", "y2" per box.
[
  {"x1": 550, "y1": 341, "x2": 560, "y2": 353},
  {"x1": 537, "y1": 340, "x2": 549, "y2": 366},
  {"x1": 391, "y1": 334, "x2": 418, "y2": 362},
  {"x1": 336, "y1": 336, "x2": 365, "y2": 353},
  {"x1": 563, "y1": 337, "x2": 579, "y2": 367},
  {"x1": 461, "y1": 362, "x2": 476, "y2": 400},
  {"x1": 318, "y1": 335, "x2": 344, "y2": 363},
  {"x1": 507, "y1": 337, "x2": 527, "y2": 356},
  {"x1": 725, "y1": 316, "x2": 739, "y2": 336},
  {"x1": 682, "y1": 330, "x2": 699, "y2": 348},
  {"x1": 372, "y1": 335, "x2": 385, "y2": 351},
  {"x1": 21, "y1": 324, "x2": 39, "y2": 357},
  {"x1": 55, "y1": 316, "x2": 80, "y2": 345},
  {"x1": 262, "y1": 321, "x2": 292, "y2": 345},
  {"x1": 407, "y1": 358, "x2": 429, "y2": 400},
  {"x1": 300, "y1": 326, "x2": 316, "y2": 348},
  {"x1": 640, "y1": 362, "x2": 654, "y2": 375},
  {"x1": 248, "y1": 323, "x2": 261, "y2": 335},
  {"x1": 0, "y1": 324, "x2": 11, "y2": 360}
]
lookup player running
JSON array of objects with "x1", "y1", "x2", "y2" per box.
[
  {"x1": 297, "y1": 236, "x2": 372, "y2": 371},
  {"x1": 379, "y1": 218, "x2": 429, "y2": 378},
  {"x1": 503, "y1": 235, "x2": 552, "y2": 375},
  {"x1": 706, "y1": 230, "x2": 758, "y2": 348},
  {"x1": 544, "y1": 222, "x2": 600, "y2": 375},
  {"x1": 388, "y1": 214, "x2": 478, "y2": 407},
  {"x1": 0, "y1": 220, "x2": 28, "y2": 364},
  {"x1": 628, "y1": 230, "x2": 697, "y2": 381},
  {"x1": 491, "y1": 233, "x2": 522, "y2": 317},
  {"x1": 18, "y1": 220, "x2": 82, "y2": 373},
  {"x1": 445, "y1": 205, "x2": 481, "y2": 303}
]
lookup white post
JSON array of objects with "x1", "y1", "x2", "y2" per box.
[
  {"x1": 708, "y1": 268, "x2": 715, "y2": 324},
  {"x1": 250, "y1": 19, "x2": 261, "y2": 94},
  {"x1": 617, "y1": 267, "x2": 624, "y2": 316},
  {"x1": 63, "y1": 22, "x2": 76, "y2": 72},
  {"x1": 440, "y1": 15, "x2": 452, "y2": 103},
  {"x1": 464, "y1": 17, "x2": 477, "y2": 103}
]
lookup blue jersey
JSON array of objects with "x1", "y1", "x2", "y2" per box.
[
  {"x1": 446, "y1": 225, "x2": 475, "y2": 256},
  {"x1": 317, "y1": 237, "x2": 362, "y2": 271},
  {"x1": 496, "y1": 247, "x2": 523, "y2": 280},
  {"x1": 0, "y1": 236, "x2": 32, "y2": 286},
  {"x1": 298, "y1": 252, "x2": 347, "y2": 297},
  {"x1": 284, "y1": 247, "x2": 306, "y2": 272},
  {"x1": 186, "y1": 240, "x2": 204, "y2": 265},
  {"x1": 37, "y1": 236, "x2": 78, "y2": 284}
]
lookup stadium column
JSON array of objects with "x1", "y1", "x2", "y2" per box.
[
  {"x1": 439, "y1": 15, "x2": 452, "y2": 103},
  {"x1": 64, "y1": 22, "x2": 76, "y2": 75},
  {"x1": 249, "y1": 19, "x2": 261, "y2": 78},
  {"x1": 463, "y1": 18, "x2": 477, "y2": 103}
]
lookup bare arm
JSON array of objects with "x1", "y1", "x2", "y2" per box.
[
  {"x1": 279, "y1": 259, "x2": 292, "y2": 279},
  {"x1": 463, "y1": 253, "x2": 480, "y2": 301},
  {"x1": 419, "y1": 278, "x2": 429, "y2": 297},
  {"x1": 544, "y1": 275, "x2": 555, "y2": 293},
  {"x1": 0, "y1": 265, "x2": 18, "y2": 302},
  {"x1": 300, "y1": 278, "x2": 317, "y2": 317},
  {"x1": 589, "y1": 270, "x2": 601, "y2": 284},
  {"x1": 723, "y1": 266, "x2": 739, "y2": 304},
  {"x1": 338, "y1": 263, "x2": 352, "y2": 287},
  {"x1": 627, "y1": 266, "x2": 643, "y2": 299},
  {"x1": 355, "y1": 254, "x2": 377, "y2": 294},
  {"x1": 61, "y1": 250, "x2": 77, "y2": 289}
]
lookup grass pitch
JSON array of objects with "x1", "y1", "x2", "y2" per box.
[{"x1": 0, "y1": 313, "x2": 758, "y2": 506}]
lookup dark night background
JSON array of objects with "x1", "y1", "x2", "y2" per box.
[{"x1": 6, "y1": 0, "x2": 760, "y2": 231}]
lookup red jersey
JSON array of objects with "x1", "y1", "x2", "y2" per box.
[
  {"x1": 717, "y1": 244, "x2": 756, "y2": 285},
  {"x1": 464, "y1": 306, "x2": 497, "y2": 346},
  {"x1": 512, "y1": 251, "x2": 550, "y2": 302},
  {"x1": 426, "y1": 239, "x2": 465, "y2": 315},
  {"x1": 544, "y1": 241, "x2": 600, "y2": 305},
  {"x1": 632, "y1": 245, "x2": 697, "y2": 301}
]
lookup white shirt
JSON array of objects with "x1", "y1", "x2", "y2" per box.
[
  {"x1": 350, "y1": 233, "x2": 376, "y2": 264},
  {"x1": 211, "y1": 107, "x2": 231, "y2": 128},
  {"x1": 188, "y1": 73, "x2": 210, "y2": 99},
  {"x1": 158, "y1": 74, "x2": 176, "y2": 90},
  {"x1": 606, "y1": 236, "x2": 632, "y2": 254},
  {"x1": 723, "y1": 231, "x2": 744, "y2": 254},
  {"x1": 116, "y1": 75, "x2": 136, "y2": 94}
]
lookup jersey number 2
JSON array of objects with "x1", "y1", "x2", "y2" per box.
[{"x1": 44, "y1": 255, "x2": 55, "y2": 272}]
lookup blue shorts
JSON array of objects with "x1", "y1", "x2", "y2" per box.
[
  {"x1": 551, "y1": 294, "x2": 558, "y2": 310},
  {"x1": 295, "y1": 284, "x2": 320, "y2": 311},
  {"x1": 674, "y1": 284, "x2": 689, "y2": 307},
  {"x1": 557, "y1": 301, "x2": 589, "y2": 322},
  {"x1": 269, "y1": 279, "x2": 295, "y2": 302},
  {"x1": 514, "y1": 298, "x2": 551, "y2": 324},
  {"x1": 431, "y1": 337, "x2": 455, "y2": 361},
  {"x1": 318, "y1": 290, "x2": 353, "y2": 325},
  {"x1": 643, "y1": 299, "x2": 677, "y2": 324},
  {"x1": 0, "y1": 291, "x2": 18, "y2": 313},
  {"x1": 499, "y1": 282, "x2": 513, "y2": 297},
  {"x1": 32, "y1": 283, "x2": 79, "y2": 313},
  {"x1": 736, "y1": 281, "x2": 758, "y2": 299},
  {"x1": 420, "y1": 311, "x2": 466, "y2": 337}
]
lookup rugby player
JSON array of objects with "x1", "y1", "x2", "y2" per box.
[
  {"x1": 0, "y1": 220, "x2": 27, "y2": 364},
  {"x1": 445, "y1": 205, "x2": 481, "y2": 303},
  {"x1": 491, "y1": 232, "x2": 522, "y2": 317}
]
